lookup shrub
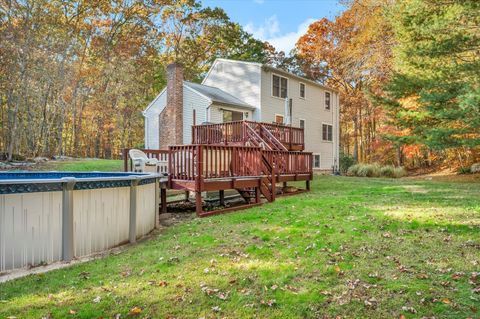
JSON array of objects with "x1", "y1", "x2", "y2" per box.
[
  {"x1": 393, "y1": 167, "x2": 407, "y2": 178},
  {"x1": 347, "y1": 164, "x2": 361, "y2": 176},
  {"x1": 380, "y1": 165, "x2": 395, "y2": 177},
  {"x1": 347, "y1": 163, "x2": 406, "y2": 178},
  {"x1": 356, "y1": 163, "x2": 381, "y2": 177},
  {"x1": 339, "y1": 153, "x2": 356, "y2": 174},
  {"x1": 457, "y1": 166, "x2": 471, "y2": 174},
  {"x1": 471, "y1": 163, "x2": 480, "y2": 173}
]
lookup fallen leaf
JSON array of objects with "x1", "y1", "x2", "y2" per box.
[
  {"x1": 129, "y1": 306, "x2": 142, "y2": 315},
  {"x1": 442, "y1": 298, "x2": 451, "y2": 304},
  {"x1": 93, "y1": 296, "x2": 101, "y2": 303},
  {"x1": 401, "y1": 306, "x2": 417, "y2": 314},
  {"x1": 69, "y1": 309, "x2": 76, "y2": 315}
]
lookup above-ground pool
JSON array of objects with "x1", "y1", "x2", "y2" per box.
[{"x1": 0, "y1": 172, "x2": 161, "y2": 272}]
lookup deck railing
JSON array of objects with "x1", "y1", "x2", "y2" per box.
[
  {"x1": 192, "y1": 120, "x2": 304, "y2": 151},
  {"x1": 123, "y1": 148, "x2": 170, "y2": 172},
  {"x1": 169, "y1": 145, "x2": 262, "y2": 181},
  {"x1": 263, "y1": 150, "x2": 313, "y2": 175},
  {"x1": 123, "y1": 147, "x2": 312, "y2": 180}
]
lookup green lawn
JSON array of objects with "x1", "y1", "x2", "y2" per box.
[
  {"x1": 1, "y1": 176, "x2": 479, "y2": 318},
  {"x1": 37, "y1": 159, "x2": 124, "y2": 172}
]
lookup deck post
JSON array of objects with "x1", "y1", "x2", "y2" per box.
[
  {"x1": 271, "y1": 164, "x2": 276, "y2": 201},
  {"x1": 255, "y1": 184, "x2": 261, "y2": 204},
  {"x1": 61, "y1": 177, "x2": 76, "y2": 262},
  {"x1": 129, "y1": 176, "x2": 140, "y2": 243},
  {"x1": 219, "y1": 190, "x2": 225, "y2": 206},
  {"x1": 195, "y1": 192, "x2": 203, "y2": 216},
  {"x1": 185, "y1": 191, "x2": 190, "y2": 202},
  {"x1": 160, "y1": 187, "x2": 167, "y2": 214},
  {"x1": 195, "y1": 145, "x2": 204, "y2": 216},
  {"x1": 306, "y1": 180, "x2": 311, "y2": 191},
  {"x1": 155, "y1": 177, "x2": 160, "y2": 229}
]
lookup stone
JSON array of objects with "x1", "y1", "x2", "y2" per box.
[
  {"x1": 471, "y1": 163, "x2": 480, "y2": 173},
  {"x1": 159, "y1": 213, "x2": 173, "y2": 220},
  {"x1": 33, "y1": 157, "x2": 49, "y2": 163}
]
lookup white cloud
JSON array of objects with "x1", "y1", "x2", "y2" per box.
[
  {"x1": 244, "y1": 16, "x2": 315, "y2": 53},
  {"x1": 244, "y1": 15, "x2": 280, "y2": 40}
]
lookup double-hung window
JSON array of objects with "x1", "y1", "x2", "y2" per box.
[
  {"x1": 325, "y1": 92, "x2": 331, "y2": 110},
  {"x1": 322, "y1": 124, "x2": 333, "y2": 141},
  {"x1": 300, "y1": 83, "x2": 306, "y2": 98},
  {"x1": 313, "y1": 155, "x2": 320, "y2": 168},
  {"x1": 272, "y1": 74, "x2": 288, "y2": 98}
]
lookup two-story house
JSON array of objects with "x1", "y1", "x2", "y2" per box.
[{"x1": 143, "y1": 58, "x2": 340, "y2": 171}]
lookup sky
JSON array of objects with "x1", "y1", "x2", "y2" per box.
[{"x1": 201, "y1": 0, "x2": 345, "y2": 53}]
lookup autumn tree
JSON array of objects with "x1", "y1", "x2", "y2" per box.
[
  {"x1": 378, "y1": 0, "x2": 480, "y2": 165},
  {"x1": 296, "y1": 0, "x2": 395, "y2": 163}
]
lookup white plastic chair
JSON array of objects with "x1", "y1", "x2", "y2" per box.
[{"x1": 128, "y1": 149, "x2": 162, "y2": 173}]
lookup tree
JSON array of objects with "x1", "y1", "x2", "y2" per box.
[
  {"x1": 296, "y1": 0, "x2": 394, "y2": 163},
  {"x1": 380, "y1": 0, "x2": 480, "y2": 156}
]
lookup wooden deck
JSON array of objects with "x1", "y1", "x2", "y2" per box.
[
  {"x1": 124, "y1": 121, "x2": 312, "y2": 217},
  {"x1": 192, "y1": 120, "x2": 305, "y2": 151}
]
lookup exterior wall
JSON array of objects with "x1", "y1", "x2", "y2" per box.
[
  {"x1": 183, "y1": 86, "x2": 210, "y2": 144},
  {"x1": 145, "y1": 86, "x2": 210, "y2": 147},
  {"x1": 202, "y1": 60, "x2": 262, "y2": 120},
  {"x1": 260, "y1": 69, "x2": 339, "y2": 170},
  {"x1": 144, "y1": 89, "x2": 166, "y2": 149},
  {"x1": 0, "y1": 192, "x2": 63, "y2": 271},
  {"x1": 209, "y1": 104, "x2": 253, "y2": 123}
]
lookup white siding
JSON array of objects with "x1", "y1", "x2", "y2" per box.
[
  {"x1": 144, "y1": 90, "x2": 166, "y2": 149},
  {"x1": 144, "y1": 86, "x2": 211, "y2": 147},
  {"x1": 203, "y1": 60, "x2": 262, "y2": 120},
  {"x1": 183, "y1": 86, "x2": 210, "y2": 144},
  {"x1": 260, "y1": 69, "x2": 339, "y2": 170}
]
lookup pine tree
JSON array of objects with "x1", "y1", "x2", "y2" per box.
[{"x1": 381, "y1": 0, "x2": 480, "y2": 150}]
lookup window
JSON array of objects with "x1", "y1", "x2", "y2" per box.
[
  {"x1": 325, "y1": 92, "x2": 331, "y2": 110},
  {"x1": 313, "y1": 155, "x2": 320, "y2": 168},
  {"x1": 273, "y1": 74, "x2": 288, "y2": 98},
  {"x1": 223, "y1": 109, "x2": 243, "y2": 122},
  {"x1": 275, "y1": 114, "x2": 284, "y2": 124},
  {"x1": 322, "y1": 124, "x2": 333, "y2": 141},
  {"x1": 299, "y1": 119, "x2": 305, "y2": 129},
  {"x1": 299, "y1": 83, "x2": 305, "y2": 98}
]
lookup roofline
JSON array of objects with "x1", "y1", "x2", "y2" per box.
[
  {"x1": 262, "y1": 65, "x2": 339, "y2": 93},
  {"x1": 183, "y1": 83, "x2": 213, "y2": 104},
  {"x1": 202, "y1": 58, "x2": 262, "y2": 85},
  {"x1": 212, "y1": 101, "x2": 255, "y2": 111},
  {"x1": 202, "y1": 58, "x2": 338, "y2": 93},
  {"x1": 185, "y1": 81, "x2": 253, "y2": 109},
  {"x1": 143, "y1": 87, "x2": 166, "y2": 115}
]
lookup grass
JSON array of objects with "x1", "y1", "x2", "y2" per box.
[
  {"x1": 37, "y1": 159, "x2": 123, "y2": 172},
  {"x1": 1, "y1": 176, "x2": 479, "y2": 318}
]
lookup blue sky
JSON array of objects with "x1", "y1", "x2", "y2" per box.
[{"x1": 201, "y1": 0, "x2": 345, "y2": 53}]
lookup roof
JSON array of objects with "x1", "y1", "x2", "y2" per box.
[
  {"x1": 184, "y1": 81, "x2": 254, "y2": 110},
  {"x1": 211, "y1": 58, "x2": 339, "y2": 93}
]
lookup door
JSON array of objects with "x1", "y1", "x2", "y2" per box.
[{"x1": 223, "y1": 110, "x2": 243, "y2": 122}]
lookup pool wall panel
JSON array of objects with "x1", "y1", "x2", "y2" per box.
[
  {"x1": 0, "y1": 192, "x2": 63, "y2": 271},
  {"x1": 136, "y1": 183, "x2": 156, "y2": 238},
  {"x1": 73, "y1": 187, "x2": 130, "y2": 257}
]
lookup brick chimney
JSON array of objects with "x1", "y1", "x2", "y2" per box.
[{"x1": 159, "y1": 63, "x2": 184, "y2": 149}]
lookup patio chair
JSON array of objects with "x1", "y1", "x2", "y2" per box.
[{"x1": 129, "y1": 149, "x2": 164, "y2": 173}]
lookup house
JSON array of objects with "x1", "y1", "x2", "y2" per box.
[{"x1": 143, "y1": 59, "x2": 340, "y2": 171}]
